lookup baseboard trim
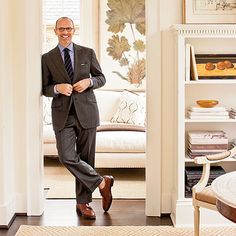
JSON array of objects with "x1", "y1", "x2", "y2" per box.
[
  {"x1": 0, "y1": 196, "x2": 16, "y2": 227},
  {"x1": 0, "y1": 213, "x2": 16, "y2": 229},
  {"x1": 0, "y1": 213, "x2": 27, "y2": 229},
  {"x1": 172, "y1": 199, "x2": 235, "y2": 227}
]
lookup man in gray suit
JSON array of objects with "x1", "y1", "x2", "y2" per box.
[{"x1": 42, "y1": 17, "x2": 113, "y2": 220}]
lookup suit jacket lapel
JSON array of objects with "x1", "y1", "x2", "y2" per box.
[{"x1": 50, "y1": 46, "x2": 71, "y2": 83}]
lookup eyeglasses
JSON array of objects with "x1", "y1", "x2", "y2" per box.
[{"x1": 57, "y1": 27, "x2": 74, "y2": 32}]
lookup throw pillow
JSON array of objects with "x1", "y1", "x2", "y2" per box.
[{"x1": 110, "y1": 90, "x2": 146, "y2": 126}]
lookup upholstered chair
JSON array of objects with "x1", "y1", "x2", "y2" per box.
[{"x1": 192, "y1": 146, "x2": 236, "y2": 236}]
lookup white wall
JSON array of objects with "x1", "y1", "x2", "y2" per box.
[
  {"x1": 0, "y1": 0, "x2": 44, "y2": 226},
  {"x1": 0, "y1": 0, "x2": 15, "y2": 226}
]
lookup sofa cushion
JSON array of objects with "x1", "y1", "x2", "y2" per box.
[
  {"x1": 110, "y1": 90, "x2": 146, "y2": 126},
  {"x1": 96, "y1": 130, "x2": 145, "y2": 153},
  {"x1": 44, "y1": 124, "x2": 145, "y2": 153},
  {"x1": 95, "y1": 90, "x2": 121, "y2": 121},
  {"x1": 97, "y1": 123, "x2": 145, "y2": 132},
  {"x1": 43, "y1": 125, "x2": 55, "y2": 143}
]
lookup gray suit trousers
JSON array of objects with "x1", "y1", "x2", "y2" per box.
[{"x1": 55, "y1": 115, "x2": 103, "y2": 204}]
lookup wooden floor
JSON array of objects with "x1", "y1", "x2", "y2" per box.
[{"x1": 0, "y1": 199, "x2": 172, "y2": 236}]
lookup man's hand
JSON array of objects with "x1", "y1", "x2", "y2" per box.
[
  {"x1": 73, "y1": 78, "x2": 91, "y2": 93},
  {"x1": 56, "y1": 83, "x2": 73, "y2": 96}
]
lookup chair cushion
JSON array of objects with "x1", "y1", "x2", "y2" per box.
[{"x1": 195, "y1": 186, "x2": 216, "y2": 205}]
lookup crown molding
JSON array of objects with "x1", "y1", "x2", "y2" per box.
[{"x1": 171, "y1": 24, "x2": 236, "y2": 37}]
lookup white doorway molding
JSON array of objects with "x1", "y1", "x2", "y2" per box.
[
  {"x1": 145, "y1": 0, "x2": 162, "y2": 216},
  {"x1": 0, "y1": 0, "x2": 44, "y2": 226}
]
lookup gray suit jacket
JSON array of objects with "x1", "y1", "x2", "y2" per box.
[{"x1": 42, "y1": 43, "x2": 106, "y2": 131}]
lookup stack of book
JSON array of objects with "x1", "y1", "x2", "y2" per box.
[
  {"x1": 187, "y1": 130, "x2": 228, "y2": 159},
  {"x1": 188, "y1": 106, "x2": 229, "y2": 120},
  {"x1": 229, "y1": 108, "x2": 236, "y2": 119},
  {"x1": 231, "y1": 138, "x2": 236, "y2": 148},
  {"x1": 185, "y1": 166, "x2": 225, "y2": 198}
]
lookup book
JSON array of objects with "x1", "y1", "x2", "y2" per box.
[
  {"x1": 188, "y1": 131, "x2": 228, "y2": 145},
  {"x1": 189, "y1": 149, "x2": 227, "y2": 153},
  {"x1": 190, "y1": 45, "x2": 198, "y2": 81},
  {"x1": 187, "y1": 111, "x2": 229, "y2": 116},
  {"x1": 188, "y1": 143, "x2": 228, "y2": 150},
  {"x1": 189, "y1": 106, "x2": 226, "y2": 112},
  {"x1": 188, "y1": 115, "x2": 230, "y2": 120},
  {"x1": 188, "y1": 130, "x2": 226, "y2": 137},
  {"x1": 185, "y1": 167, "x2": 226, "y2": 185},
  {"x1": 185, "y1": 44, "x2": 191, "y2": 81},
  {"x1": 185, "y1": 166, "x2": 225, "y2": 178},
  {"x1": 189, "y1": 140, "x2": 228, "y2": 145},
  {"x1": 187, "y1": 150, "x2": 227, "y2": 158}
]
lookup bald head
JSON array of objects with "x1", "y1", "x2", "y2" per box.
[{"x1": 55, "y1": 17, "x2": 75, "y2": 29}]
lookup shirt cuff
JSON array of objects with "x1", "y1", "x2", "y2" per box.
[
  {"x1": 54, "y1": 85, "x2": 59, "y2": 94},
  {"x1": 89, "y1": 79, "x2": 93, "y2": 87}
]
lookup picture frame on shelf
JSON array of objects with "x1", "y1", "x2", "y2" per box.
[
  {"x1": 183, "y1": 0, "x2": 236, "y2": 24},
  {"x1": 195, "y1": 54, "x2": 236, "y2": 79}
]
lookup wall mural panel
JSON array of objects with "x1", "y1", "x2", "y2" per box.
[{"x1": 100, "y1": 0, "x2": 146, "y2": 91}]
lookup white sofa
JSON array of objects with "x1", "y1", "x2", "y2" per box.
[{"x1": 43, "y1": 90, "x2": 146, "y2": 168}]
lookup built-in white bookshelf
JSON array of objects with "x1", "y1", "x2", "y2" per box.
[{"x1": 171, "y1": 24, "x2": 236, "y2": 227}]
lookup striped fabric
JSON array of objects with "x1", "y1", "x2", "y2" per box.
[{"x1": 63, "y1": 48, "x2": 74, "y2": 80}]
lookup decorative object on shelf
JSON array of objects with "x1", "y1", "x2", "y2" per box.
[
  {"x1": 187, "y1": 130, "x2": 228, "y2": 159},
  {"x1": 196, "y1": 100, "x2": 219, "y2": 108},
  {"x1": 185, "y1": 166, "x2": 225, "y2": 198},
  {"x1": 183, "y1": 0, "x2": 236, "y2": 24},
  {"x1": 195, "y1": 54, "x2": 236, "y2": 79},
  {"x1": 188, "y1": 105, "x2": 229, "y2": 120}
]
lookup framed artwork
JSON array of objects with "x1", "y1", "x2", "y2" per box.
[
  {"x1": 183, "y1": 0, "x2": 236, "y2": 24},
  {"x1": 99, "y1": 0, "x2": 146, "y2": 91},
  {"x1": 195, "y1": 54, "x2": 236, "y2": 79}
]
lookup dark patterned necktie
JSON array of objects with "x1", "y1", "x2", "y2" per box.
[{"x1": 63, "y1": 48, "x2": 74, "y2": 80}]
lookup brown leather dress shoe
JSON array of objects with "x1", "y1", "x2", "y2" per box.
[
  {"x1": 76, "y1": 203, "x2": 96, "y2": 220},
  {"x1": 99, "y1": 175, "x2": 114, "y2": 212}
]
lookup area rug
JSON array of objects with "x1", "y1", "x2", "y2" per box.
[
  {"x1": 44, "y1": 159, "x2": 145, "y2": 199},
  {"x1": 15, "y1": 225, "x2": 236, "y2": 236}
]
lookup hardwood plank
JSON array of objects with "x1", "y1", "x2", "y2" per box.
[{"x1": 0, "y1": 199, "x2": 172, "y2": 236}]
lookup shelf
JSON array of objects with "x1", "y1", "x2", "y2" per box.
[
  {"x1": 173, "y1": 24, "x2": 236, "y2": 226},
  {"x1": 185, "y1": 118, "x2": 236, "y2": 123},
  {"x1": 185, "y1": 80, "x2": 236, "y2": 85}
]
